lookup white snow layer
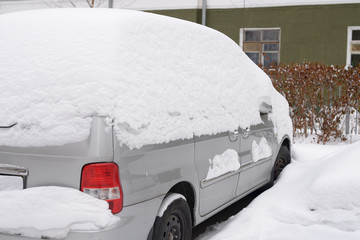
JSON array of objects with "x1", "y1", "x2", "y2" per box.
[
  {"x1": 251, "y1": 137, "x2": 272, "y2": 162},
  {"x1": 0, "y1": 186, "x2": 120, "y2": 239},
  {"x1": 0, "y1": 175, "x2": 23, "y2": 191},
  {"x1": 157, "y1": 193, "x2": 187, "y2": 217},
  {"x1": 197, "y1": 142, "x2": 360, "y2": 240},
  {"x1": 205, "y1": 149, "x2": 240, "y2": 180},
  {"x1": 0, "y1": 9, "x2": 292, "y2": 149}
]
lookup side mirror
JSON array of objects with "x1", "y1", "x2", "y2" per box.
[{"x1": 259, "y1": 102, "x2": 272, "y2": 114}]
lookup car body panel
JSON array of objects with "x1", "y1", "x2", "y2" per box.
[
  {"x1": 194, "y1": 132, "x2": 240, "y2": 216},
  {"x1": 0, "y1": 115, "x2": 290, "y2": 239},
  {"x1": 114, "y1": 136, "x2": 197, "y2": 207},
  {"x1": 236, "y1": 114, "x2": 276, "y2": 195},
  {"x1": 0, "y1": 117, "x2": 113, "y2": 189}
]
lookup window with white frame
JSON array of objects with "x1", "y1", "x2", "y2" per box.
[
  {"x1": 240, "y1": 28, "x2": 281, "y2": 67},
  {"x1": 347, "y1": 27, "x2": 360, "y2": 67}
]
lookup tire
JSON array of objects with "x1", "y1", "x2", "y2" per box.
[
  {"x1": 270, "y1": 146, "x2": 291, "y2": 185},
  {"x1": 152, "y1": 194, "x2": 192, "y2": 240}
]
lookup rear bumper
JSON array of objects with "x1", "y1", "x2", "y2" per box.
[{"x1": 0, "y1": 196, "x2": 163, "y2": 240}]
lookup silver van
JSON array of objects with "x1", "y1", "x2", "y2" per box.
[
  {"x1": 0, "y1": 112, "x2": 291, "y2": 240},
  {"x1": 0, "y1": 8, "x2": 291, "y2": 240}
]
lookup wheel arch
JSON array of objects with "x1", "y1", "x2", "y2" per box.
[
  {"x1": 279, "y1": 135, "x2": 291, "y2": 154},
  {"x1": 167, "y1": 181, "x2": 196, "y2": 226},
  {"x1": 267, "y1": 136, "x2": 291, "y2": 187}
]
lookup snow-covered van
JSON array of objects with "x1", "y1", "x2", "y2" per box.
[{"x1": 0, "y1": 9, "x2": 292, "y2": 240}]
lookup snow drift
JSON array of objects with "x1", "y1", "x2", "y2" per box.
[
  {"x1": 0, "y1": 9, "x2": 292, "y2": 149},
  {"x1": 197, "y1": 142, "x2": 360, "y2": 240}
]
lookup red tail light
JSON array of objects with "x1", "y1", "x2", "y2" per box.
[{"x1": 81, "y1": 162, "x2": 123, "y2": 214}]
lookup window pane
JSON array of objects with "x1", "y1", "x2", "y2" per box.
[
  {"x1": 351, "y1": 54, "x2": 360, "y2": 67},
  {"x1": 263, "y1": 43, "x2": 279, "y2": 51},
  {"x1": 245, "y1": 31, "x2": 261, "y2": 42},
  {"x1": 351, "y1": 43, "x2": 360, "y2": 52},
  {"x1": 263, "y1": 53, "x2": 278, "y2": 67},
  {"x1": 245, "y1": 52, "x2": 260, "y2": 65},
  {"x1": 262, "y1": 30, "x2": 280, "y2": 41},
  {"x1": 352, "y1": 30, "x2": 360, "y2": 41},
  {"x1": 244, "y1": 43, "x2": 261, "y2": 51}
]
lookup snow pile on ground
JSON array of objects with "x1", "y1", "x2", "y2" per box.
[
  {"x1": 0, "y1": 9, "x2": 292, "y2": 149},
  {"x1": 197, "y1": 142, "x2": 360, "y2": 240},
  {"x1": 251, "y1": 137, "x2": 272, "y2": 162},
  {"x1": 205, "y1": 149, "x2": 240, "y2": 180},
  {"x1": 0, "y1": 186, "x2": 119, "y2": 239}
]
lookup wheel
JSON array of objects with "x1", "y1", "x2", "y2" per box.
[
  {"x1": 270, "y1": 146, "x2": 291, "y2": 184},
  {"x1": 152, "y1": 194, "x2": 192, "y2": 240}
]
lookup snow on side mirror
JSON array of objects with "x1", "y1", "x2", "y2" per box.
[{"x1": 259, "y1": 102, "x2": 272, "y2": 114}]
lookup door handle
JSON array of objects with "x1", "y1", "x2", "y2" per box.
[
  {"x1": 229, "y1": 129, "x2": 239, "y2": 142},
  {"x1": 242, "y1": 127, "x2": 251, "y2": 139}
]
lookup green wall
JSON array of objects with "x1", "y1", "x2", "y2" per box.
[{"x1": 151, "y1": 4, "x2": 360, "y2": 65}]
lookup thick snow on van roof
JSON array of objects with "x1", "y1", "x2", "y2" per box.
[{"x1": 0, "y1": 9, "x2": 292, "y2": 149}]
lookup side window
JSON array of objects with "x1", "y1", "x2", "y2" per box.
[
  {"x1": 240, "y1": 28, "x2": 281, "y2": 67},
  {"x1": 347, "y1": 27, "x2": 360, "y2": 67}
]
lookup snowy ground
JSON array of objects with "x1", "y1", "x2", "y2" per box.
[{"x1": 196, "y1": 139, "x2": 360, "y2": 240}]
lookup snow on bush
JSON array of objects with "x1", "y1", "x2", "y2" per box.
[
  {"x1": 0, "y1": 186, "x2": 119, "y2": 239},
  {"x1": 197, "y1": 142, "x2": 360, "y2": 240},
  {"x1": 0, "y1": 9, "x2": 292, "y2": 149},
  {"x1": 205, "y1": 149, "x2": 240, "y2": 180}
]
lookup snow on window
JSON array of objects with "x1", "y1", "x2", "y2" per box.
[
  {"x1": 205, "y1": 149, "x2": 240, "y2": 180},
  {"x1": 0, "y1": 186, "x2": 120, "y2": 239},
  {"x1": 0, "y1": 9, "x2": 292, "y2": 149},
  {"x1": 252, "y1": 137, "x2": 272, "y2": 162}
]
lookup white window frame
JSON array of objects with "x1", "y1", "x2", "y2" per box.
[
  {"x1": 346, "y1": 26, "x2": 360, "y2": 67},
  {"x1": 239, "y1": 27, "x2": 281, "y2": 66}
]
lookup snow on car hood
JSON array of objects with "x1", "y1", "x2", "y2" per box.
[{"x1": 0, "y1": 9, "x2": 292, "y2": 149}]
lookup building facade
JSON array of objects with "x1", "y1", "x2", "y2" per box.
[{"x1": 150, "y1": 1, "x2": 360, "y2": 67}]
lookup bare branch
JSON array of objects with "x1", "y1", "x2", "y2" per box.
[
  {"x1": 44, "y1": 0, "x2": 106, "y2": 8},
  {"x1": 116, "y1": 0, "x2": 135, "y2": 9},
  {"x1": 69, "y1": 0, "x2": 77, "y2": 7}
]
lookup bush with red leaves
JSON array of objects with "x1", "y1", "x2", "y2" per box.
[{"x1": 262, "y1": 63, "x2": 360, "y2": 143}]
